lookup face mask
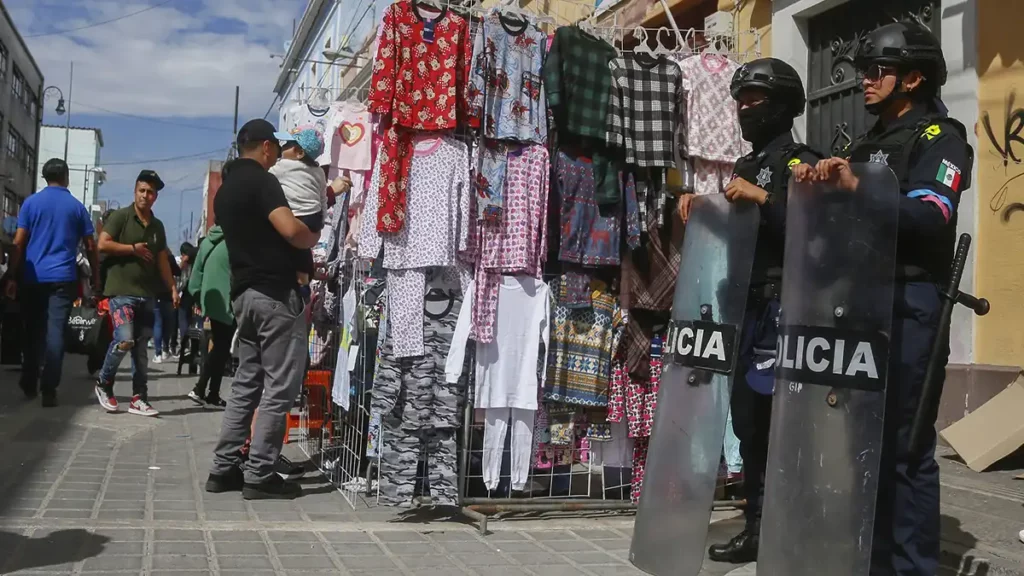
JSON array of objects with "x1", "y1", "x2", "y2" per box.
[{"x1": 738, "y1": 100, "x2": 790, "y2": 145}]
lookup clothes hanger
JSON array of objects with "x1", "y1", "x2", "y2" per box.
[
  {"x1": 631, "y1": 27, "x2": 653, "y2": 56},
  {"x1": 652, "y1": 27, "x2": 674, "y2": 56},
  {"x1": 495, "y1": 0, "x2": 554, "y2": 25}
]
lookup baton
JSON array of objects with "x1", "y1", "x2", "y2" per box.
[{"x1": 908, "y1": 233, "x2": 990, "y2": 456}]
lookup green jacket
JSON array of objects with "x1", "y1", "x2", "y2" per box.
[{"x1": 187, "y1": 226, "x2": 233, "y2": 325}]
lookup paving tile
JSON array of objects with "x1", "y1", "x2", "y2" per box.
[
  {"x1": 508, "y1": 552, "x2": 571, "y2": 566},
  {"x1": 151, "y1": 572, "x2": 215, "y2": 576},
  {"x1": 469, "y1": 567, "x2": 532, "y2": 576},
  {"x1": 438, "y1": 540, "x2": 490, "y2": 553},
  {"x1": 331, "y1": 542, "x2": 384, "y2": 556},
  {"x1": 320, "y1": 531, "x2": 374, "y2": 544},
  {"x1": 153, "y1": 500, "x2": 199, "y2": 511},
  {"x1": 80, "y1": 555, "x2": 144, "y2": 572},
  {"x1": 413, "y1": 570, "x2": 463, "y2": 576},
  {"x1": 411, "y1": 555, "x2": 461, "y2": 567},
  {"x1": 277, "y1": 555, "x2": 338, "y2": 570},
  {"x1": 267, "y1": 530, "x2": 318, "y2": 543},
  {"x1": 349, "y1": 571, "x2": 405, "y2": 576},
  {"x1": 589, "y1": 539, "x2": 630, "y2": 551},
  {"x1": 588, "y1": 565, "x2": 645, "y2": 576},
  {"x1": 94, "y1": 529, "x2": 146, "y2": 542},
  {"x1": 562, "y1": 551, "x2": 622, "y2": 565},
  {"x1": 213, "y1": 541, "x2": 270, "y2": 555},
  {"x1": 530, "y1": 567, "x2": 589, "y2": 576},
  {"x1": 486, "y1": 531, "x2": 529, "y2": 541},
  {"x1": 455, "y1": 553, "x2": 516, "y2": 567},
  {"x1": 154, "y1": 529, "x2": 205, "y2": 542},
  {"x1": 152, "y1": 540, "x2": 208, "y2": 556},
  {"x1": 528, "y1": 530, "x2": 577, "y2": 541},
  {"x1": 97, "y1": 510, "x2": 145, "y2": 520},
  {"x1": 490, "y1": 540, "x2": 546, "y2": 553},
  {"x1": 42, "y1": 509, "x2": 92, "y2": 519},
  {"x1": 210, "y1": 530, "x2": 263, "y2": 542},
  {"x1": 385, "y1": 542, "x2": 437, "y2": 556},
  {"x1": 338, "y1": 555, "x2": 402, "y2": 570},
  {"x1": 572, "y1": 529, "x2": 621, "y2": 541},
  {"x1": 543, "y1": 539, "x2": 597, "y2": 552},
  {"x1": 219, "y1": 572, "x2": 275, "y2": 576},
  {"x1": 255, "y1": 511, "x2": 305, "y2": 522},
  {"x1": 217, "y1": 555, "x2": 275, "y2": 569},
  {"x1": 151, "y1": 555, "x2": 211, "y2": 570},
  {"x1": 99, "y1": 500, "x2": 147, "y2": 510},
  {"x1": 375, "y1": 530, "x2": 428, "y2": 543},
  {"x1": 203, "y1": 500, "x2": 248, "y2": 512},
  {"x1": 101, "y1": 541, "x2": 146, "y2": 555},
  {"x1": 425, "y1": 530, "x2": 480, "y2": 541},
  {"x1": 154, "y1": 510, "x2": 200, "y2": 521}
]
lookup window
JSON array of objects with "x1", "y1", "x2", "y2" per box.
[
  {"x1": 23, "y1": 144, "x2": 34, "y2": 174},
  {"x1": 23, "y1": 86, "x2": 35, "y2": 117},
  {"x1": 0, "y1": 40, "x2": 7, "y2": 81},
  {"x1": 6, "y1": 128, "x2": 17, "y2": 159},
  {"x1": 11, "y1": 66, "x2": 23, "y2": 102},
  {"x1": 2, "y1": 189, "x2": 18, "y2": 222}
]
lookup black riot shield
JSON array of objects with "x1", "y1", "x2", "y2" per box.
[
  {"x1": 758, "y1": 163, "x2": 900, "y2": 576},
  {"x1": 630, "y1": 193, "x2": 759, "y2": 576}
]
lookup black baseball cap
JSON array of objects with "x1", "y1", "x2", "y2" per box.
[
  {"x1": 236, "y1": 118, "x2": 295, "y2": 149},
  {"x1": 136, "y1": 169, "x2": 165, "y2": 192}
]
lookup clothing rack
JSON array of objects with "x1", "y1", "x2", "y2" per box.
[{"x1": 593, "y1": 25, "x2": 762, "y2": 61}]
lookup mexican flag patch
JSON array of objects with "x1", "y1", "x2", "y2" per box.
[{"x1": 936, "y1": 160, "x2": 962, "y2": 192}]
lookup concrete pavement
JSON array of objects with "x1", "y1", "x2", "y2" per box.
[{"x1": 0, "y1": 355, "x2": 1021, "y2": 575}]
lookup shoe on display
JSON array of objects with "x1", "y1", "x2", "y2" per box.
[
  {"x1": 187, "y1": 390, "x2": 205, "y2": 405},
  {"x1": 204, "y1": 396, "x2": 227, "y2": 410},
  {"x1": 95, "y1": 381, "x2": 118, "y2": 412},
  {"x1": 41, "y1": 392, "x2": 58, "y2": 408},
  {"x1": 205, "y1": 466, "x2": 244, "y2": 493},
  {"x1": 242, "y1": 474, "x2": 302, "y2": 500},
  {"x1": 708, "y1": 530, "x2": 759, "y2": 564},
  {"x1": 128, "y1": 395, "x2": 159, "y2": 417},
  {"x1": 275, "y1": 455, "x2": 305, "y2": 480}
]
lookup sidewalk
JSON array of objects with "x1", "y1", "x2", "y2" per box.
[{"x1": 0, "y1": 357, "x2": 1021, "y2": 575}]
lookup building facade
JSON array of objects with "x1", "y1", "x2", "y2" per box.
[
  {"x1": 0, "y1": 2, "x2": 43, "y2": 234},
  {"x1": 36, "y1": 125, "x2": 104, "y2": 208}
]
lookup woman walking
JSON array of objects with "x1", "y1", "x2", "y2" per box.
[{"x1": 187, "y1": 225, "x2": 233, "y2": 408}]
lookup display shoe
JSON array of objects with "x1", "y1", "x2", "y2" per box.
[{"x1": 708, "y1": 529, "x2": 759, "y2": 564}]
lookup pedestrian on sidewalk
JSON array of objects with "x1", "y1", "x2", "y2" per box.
[
  {"x1": 205, "y1": 119, "x2": 319, "y2": 500},
  {"x1": 152, "y1": 255, "x2": 181, "y2": 364},
  {"x1": 175, "y1": 242, "x2": 198, "y2": 358},
  {"x1": 187, "y1": 226, "x2": 232, "y2": 408},
  {"x1": 94, "y1": 170, "x2": 178, "y2": 417},
  {"x1": 2, "y1": 159, "x2": 100, "y2": 407}
]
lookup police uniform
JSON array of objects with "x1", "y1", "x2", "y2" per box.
[
  {"x1": 730, "y1": 133, "x2": 822, "y2": 539},
  {"x1": 845, "y1": 104, "x2": 973, "y2": 576}
]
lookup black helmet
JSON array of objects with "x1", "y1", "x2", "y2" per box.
[
  {"x1": 730, "y1": 58, "x2": 806, "y2": 117},
  {"x1": 855, "y1": 21, "x2": 947, "y2": 90}
]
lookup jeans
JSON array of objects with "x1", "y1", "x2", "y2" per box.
[
  {"x1": 211, "y1": 288, "x2": 307, "y2": 483},
  {"x1": 176, "y1": 304, "x2": 192, "y2": 353},
  {"x1": 194, "y1": 319, "x2": 235, "y2": 400},
  {"x1": 20, "y1": 281, "x2": 76, "y2": 395},
  {"x1": 98, "y1": 296, "x2": 155, "y2": 400},
  {"x1": 153, "y1": 298, "x2": 174, "y2": 354}
]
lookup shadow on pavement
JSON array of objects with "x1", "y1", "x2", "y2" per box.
[
  {"x1": 0, "y1": 529, "x2": 109, "y2": 573},
  {"x1": 941, "y1": 514, "x2": 990, "y2": 576}
]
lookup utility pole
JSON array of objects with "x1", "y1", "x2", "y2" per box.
[
  {"x1": 231, "y1": 86, "x2": 240, "y2": 158},
  {"x1": 64, "y1": 62, "x2": 74, "y2": 161}
]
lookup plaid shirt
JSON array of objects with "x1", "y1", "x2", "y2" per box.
[
  {"x1": 607, "y1": 54, "x2": 681, "y2": 167},
  {"x1": 544, "y1": 25, "x2": 617, "y2": 140}
]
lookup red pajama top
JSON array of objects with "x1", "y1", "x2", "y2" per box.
[{"x1": 368, "y1": 0, "x2": 472, "y2": 232}]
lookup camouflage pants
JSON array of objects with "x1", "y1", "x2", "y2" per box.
[{"x1": 377, "y1": 420, "x2": 459, "y2": 507}]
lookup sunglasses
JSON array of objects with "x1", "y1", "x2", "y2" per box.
[{"x1": 857, "y1": 63, "x2": 899, "y2": 83}]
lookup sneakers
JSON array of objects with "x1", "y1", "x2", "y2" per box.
[
  {"x1": 162, "y1": 351, "x2": 172, "y2": 362},
  {"x1": 1019, "y1": 529, "x2": 1024, "y2": 544},
  {"x1": 205, "y1": 466, "x2": 244, "y2": 493},
  {"x1": 19, "y1": 378, "x2": 37, "y2": 400},
  {"x1": 187, "y1": 390, "x2": 205, "y2": 405},
  {"x1": 243, "y1": 474, "x2": 302, "y2": 500},
  {"x1": 275, "y1": 455, "x2": 305, "y2": 481},
  {"x1": 128, "y1": 396, "x2": 159, "y2": 417},
  {"x1": 95, "y1": 382, "x2": 118, "y2": 412},
  {"x1": 152, "y1": 354, "x2": 163, "y2": 364},
  {"x1": 204, "y1": 396, "x2": 227, "y2": 410}
]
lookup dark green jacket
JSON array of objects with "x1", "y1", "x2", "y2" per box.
[{"x1": 187, "y1": 226, "x2": 232, "y2": 325}]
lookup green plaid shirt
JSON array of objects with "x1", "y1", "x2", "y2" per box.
[{"x1": 544, "y1": 26, "x2": 617, "y2": 140}]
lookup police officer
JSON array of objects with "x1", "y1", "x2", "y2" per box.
[
  {"x1": 679, "y1": 57, "x2": 823, "y2": 564},
  {"x1": 802, "y1": 21, "x2": 973, "y2": 576}
]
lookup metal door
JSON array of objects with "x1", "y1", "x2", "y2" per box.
[{"x1": 804, "y1": 1, "x2": 939, "y2": 156}]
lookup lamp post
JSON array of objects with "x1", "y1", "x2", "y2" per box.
[
  {"x1": 68, "y1": 165, "x2": 105, "y2": 206},
  {"x1": 42, "y1": 62, "x2": 73, "y2": 161}
]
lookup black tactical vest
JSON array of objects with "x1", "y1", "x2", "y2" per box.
[{"x1": 846, "y1": 113, "x2": 972, "y2": 283}]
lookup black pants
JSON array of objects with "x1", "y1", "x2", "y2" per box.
[
  {"x1": 730, "y1": 296, "x2": 780, "y2": 532},
  {"x1": 194, "y1": 319, "x2": 235, "y2": 400}
]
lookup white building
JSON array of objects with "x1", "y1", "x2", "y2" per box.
[{"x1": 36, "y1": 124, "x2": 103, "y2": 208}]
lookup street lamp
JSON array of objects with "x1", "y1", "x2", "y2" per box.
[
  {"x1": 42, "y1": 62, "x2": 74, "y2": 161},
  {"x1": 68, "y1": 165, "x2": 105, "y2": 206}
]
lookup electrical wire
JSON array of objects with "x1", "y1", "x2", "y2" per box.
[
  {"x1": 26, "y1": 0, "x2": 177, "y2": 38},
  {"x1": 102, "y1": 147, "x2": 228, "y2": 166},
  {"x1": 73, "y1": 101, "x2": 233, "y2": 133}
]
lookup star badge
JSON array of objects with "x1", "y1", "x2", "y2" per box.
[
  {"x1": 756, "y1": 166, "x2": 773, "y2": 188},
  {"x1": 869, "y1": 150, "x2": 889, "y2": 165}
]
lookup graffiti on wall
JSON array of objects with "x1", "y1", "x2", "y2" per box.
[{"x1": 981, "y1": 89, "x2": 1024, "y2": 222}]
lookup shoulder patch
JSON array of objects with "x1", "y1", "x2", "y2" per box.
[{"x1": 921, "y1": 124, "x2": 942, "y2": 141}]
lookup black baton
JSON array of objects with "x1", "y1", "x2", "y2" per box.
[{"x1": 908, "y1": 233, "x2": 990, "y2": 455}]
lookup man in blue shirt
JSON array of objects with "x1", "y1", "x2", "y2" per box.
[{"x1": 2, "y1": 158, "x2": 100, "y2": 407}]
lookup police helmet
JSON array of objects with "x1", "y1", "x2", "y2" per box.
[
  {"x1": 730, "y1": 58, "x2": 807, "y2": 117},
  {"x1": 855, "y1": 21, "x2": 947, "y2": 90}
]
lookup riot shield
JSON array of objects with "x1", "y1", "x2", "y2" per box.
[
  {"x1": 630, "y1": 193, "x2": 759, "y2": 576},
  {"x1": 758, "y1": 163, "x2": 900, "y2": 576}
]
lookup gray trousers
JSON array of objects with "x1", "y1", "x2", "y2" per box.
[{"x1": 211, "y1": 288, "x2": 307, "y2": 483}]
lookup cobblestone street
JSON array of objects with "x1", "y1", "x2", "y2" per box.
[{"x1": 1, "y1": 357, "x2": 1022, "y2": 576}]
